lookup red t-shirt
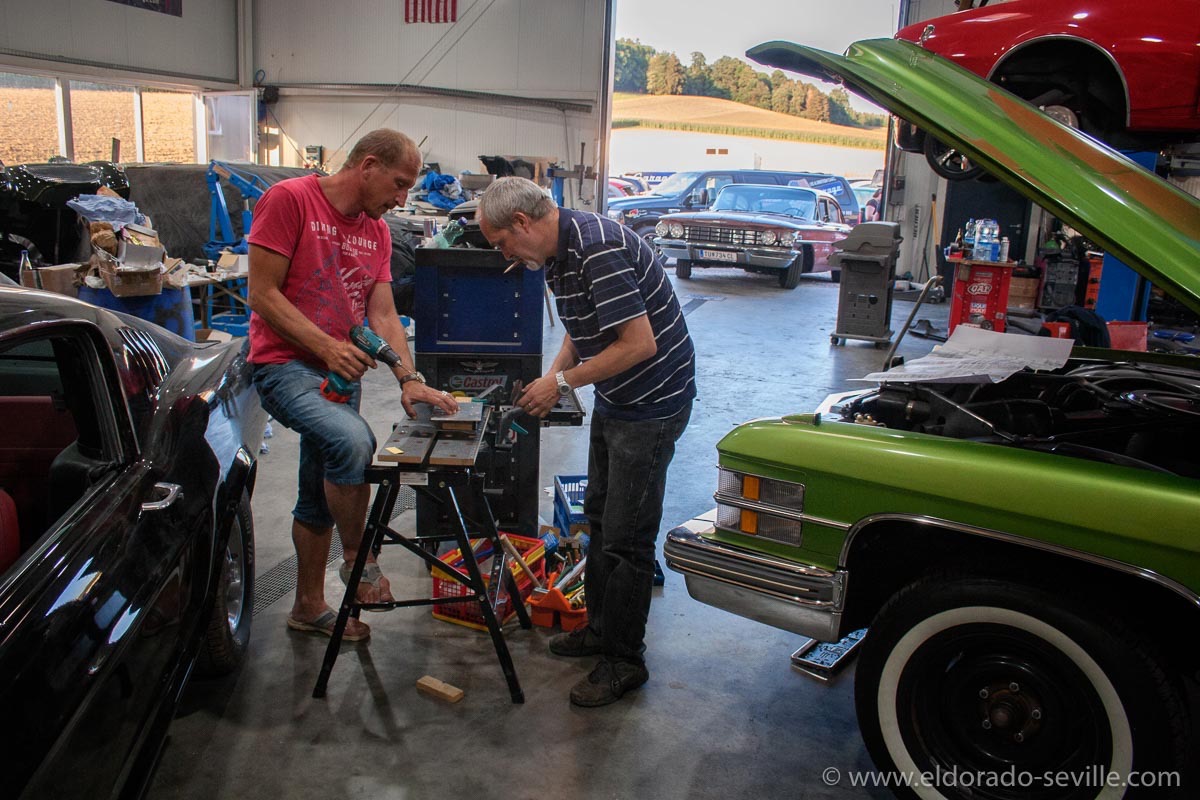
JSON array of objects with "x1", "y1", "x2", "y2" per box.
[{"x1": 247, "y1": 174, "x2": 391, "y2": 366}]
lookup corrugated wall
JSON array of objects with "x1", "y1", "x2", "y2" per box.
[
  {"x1": 0, "y1": 0, "x2": 239, "y2": 85},
  {"x1": 255, "y1": 0, "x2": 607, "y2": 208}
]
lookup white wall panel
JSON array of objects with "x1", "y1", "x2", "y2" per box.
[
  {"x1": 257, "y1": 0, "x2": 608, "y2": 208},
  {"x1": 0, "y1": 0, "x2": 238, "y2": 84},
  {"x1": 268, "y1": 93, "x2": 602, "y2": 208},
  {"x1": 255, "y1": 0, "x2": 603, "y2": 101}
]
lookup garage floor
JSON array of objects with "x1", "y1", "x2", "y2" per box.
[{"x1": 150, "y1": 267, "x2": 948, "y2": 800}]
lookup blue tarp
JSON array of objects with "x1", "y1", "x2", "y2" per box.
[{"x1": 420, "y1": 172, "x2": 464, "y2": 210}]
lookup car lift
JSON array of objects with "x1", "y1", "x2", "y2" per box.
[{"x1": 204, "y1": 160, "x2": 270, "y2": 262}]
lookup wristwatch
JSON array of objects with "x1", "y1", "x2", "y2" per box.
[
  {"x1": 555, "y1": 370, "x2": 571, "y2": 396},
  {"x1": 399, "y1": 370, "x2": 426, "y2": 386}
]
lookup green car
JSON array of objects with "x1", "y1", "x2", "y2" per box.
[{"x1": 664, "y1": 39, "x2": 1200, "y2": 797}]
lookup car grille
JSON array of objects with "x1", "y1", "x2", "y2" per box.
[{"x1": 683, "y1": 225, "x2": 763, "y2": 246}]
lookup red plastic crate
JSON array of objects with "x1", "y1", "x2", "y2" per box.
[
  {"x1": 431, "y1": 533, "x2": 546, "y2": 631},
  {"x1": 949, "y1": 260, "x2": 1014, "y2": 335}
]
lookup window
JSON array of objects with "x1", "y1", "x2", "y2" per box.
[
  {"x1": 0, "y1": 331, "x2": 118, "y2": 566},
  {"x1": 142, "y1": 89, "x2": 196, "y2": 163},
  {"x1": 0, "y1": 73, "x2": 58, "y2": 164},
  {"x1": 69, "y1": 81, "x2": 137, "y2": 162}
]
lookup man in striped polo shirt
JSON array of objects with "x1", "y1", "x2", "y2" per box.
[{"x1": 479, "y1": 177, "x2": 696, "y2": 707}]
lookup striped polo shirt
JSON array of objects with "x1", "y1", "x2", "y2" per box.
[{"x1": 547, "y1": 209, "x2": 696, "y2": 421}]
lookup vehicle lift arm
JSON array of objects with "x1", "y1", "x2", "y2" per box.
[{"x1": 205, "y1": 160, "x2": 271, "y2": 261}]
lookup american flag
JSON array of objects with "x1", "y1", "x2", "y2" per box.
[{"x1": 406, "y1": 0, "x2": 457, "y2": 22}]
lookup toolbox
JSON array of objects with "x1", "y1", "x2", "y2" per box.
[
  {"x1": 949, "y1": 259, "x2": 1013, "y2": 334},
  {"x1": 431, "y1": 533, "x2": 547, "y2": 631}
]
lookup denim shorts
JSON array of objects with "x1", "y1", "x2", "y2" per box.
[{"x1": 252, "y1": 360, "x2": 376, "y2": 529}]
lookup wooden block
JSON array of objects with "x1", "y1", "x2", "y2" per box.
[
  {"x1": 430, "y1": 402, "x2": 484, "y2": 430},
  {"x1": 416, "y1": 675, "x2": 464, "y2": 703}
]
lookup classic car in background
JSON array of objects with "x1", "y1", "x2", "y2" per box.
[
  {"x1": 0, "y1": 160, "x2": 131, "y2": 280},
  {"x1": 665, "y1": 38, "x2": 1200, "y2": 797},
  {"x1": 0, "y1": 285, "x2": 265, "y2": 799},
  {"x1": 894, "y1": 0, "x2": 1200, "y2": 178},
  {"x1": 652, "y1": 184, "x2": 850, "y2": 289}
]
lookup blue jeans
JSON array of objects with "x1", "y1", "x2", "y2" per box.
[
  {"x1": 251, "y1": 361, "x2": 375, "y2": 528},
  {"x1": 583, "y1": 402, "x2": 692, "y2": 664}
]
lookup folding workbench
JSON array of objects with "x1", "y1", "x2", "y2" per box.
[{"x1": 312, "y1": 405, "x2": 531, "y2": 703}]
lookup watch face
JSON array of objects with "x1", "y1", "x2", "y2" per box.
[{"x1": 558, "y1": 383, "x2": 570, "y2": 395}]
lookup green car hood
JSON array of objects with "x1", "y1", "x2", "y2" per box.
[{"x1": 747, "y1": 38, "x2": 1200, "y2": 317}]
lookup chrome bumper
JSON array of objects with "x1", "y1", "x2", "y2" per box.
[
  {"x1": 654, "y1": 239, "x2": 797, "y2": 269},
  {"x1": 664, "y1": 517, "x2": 847, "y2": 642}
]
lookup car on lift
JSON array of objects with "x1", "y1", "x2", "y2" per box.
[
  {"x1": 665, "y1": 37, "x2": 1200, "y2": 797},
  {"x1": 652, "y1": 184, "x2": 851, "y2": 289},
  {"x1": 0, "y1": 284, "x2": 265, "y2": 799},
  {"x1": 893, "y1": 0, "x2": 1200, "y2": 179}
]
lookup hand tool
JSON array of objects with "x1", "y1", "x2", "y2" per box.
[
  {"x1": 321, "y1": 325, "x2": 404, "y2": 402},
  {"x1": 498, "y1": 534, "x2": 544, "y2": 590}
]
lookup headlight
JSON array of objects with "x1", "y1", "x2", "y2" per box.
[
  {"x1": 715, "y1": 467, "x2": 805, "y2": 546},
  {"x1": 761, "y1": 230, "x2": 777, "y2": 246},
  {"x1": 668, "y1": 222, "x2": 684, "y2": 238},
  {"x1": 780, "y1": 232, "x2": 796, "y2": 246},
  {"x1": 655, "y1": 221, "x2": 669, "y2": 236},
  {"x1": 606, "y1": 209, "x2": 624, "y2": 221}
]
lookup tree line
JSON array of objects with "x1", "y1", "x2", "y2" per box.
[{"x1": 616, "y1": 39, "x2": 886, "y2": 129}]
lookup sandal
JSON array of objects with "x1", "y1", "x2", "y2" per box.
[
  {"x1": 339, "y1": 560, "x2": 395, "y2": 608},
  {"x1": 286, "y1": 608, "x2": 370, "y2": 641}
]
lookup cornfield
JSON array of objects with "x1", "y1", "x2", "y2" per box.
[{"x1": 0, "y1": 88, "x2": 196, "y2": 165}]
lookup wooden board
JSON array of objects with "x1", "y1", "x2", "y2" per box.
[
  {"x1": 376, "y1": 420, "x2": 436, "y2": 465},
  {"x1": 376, "y1": 405, "x2": 490, "y2": 467},
  {"x1": 430, "y1": 401, "x2": 484, "y2": 433}
]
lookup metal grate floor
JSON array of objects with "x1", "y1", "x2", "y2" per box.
[{"x1": 252, "y1": 486, "x2": 416, "y2": 616}]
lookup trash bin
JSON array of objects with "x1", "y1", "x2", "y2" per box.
[{"x1": 830, "y1": 222, "x2": 902, "y2": 347}]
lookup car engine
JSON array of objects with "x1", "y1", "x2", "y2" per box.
[{"x1": 837, "y1": 361, "x2": 1200, "y2": 478}]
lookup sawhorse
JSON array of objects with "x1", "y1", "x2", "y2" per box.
[{"x1": 312, "y1": 407, "x2": 529, "y2": 703}]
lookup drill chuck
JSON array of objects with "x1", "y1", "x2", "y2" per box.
[{"x1": 350, "y1": 324, "x2": 400, "y2": 368}]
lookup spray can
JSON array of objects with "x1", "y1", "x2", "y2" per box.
[{"x1": 998, "y1": 236, "x2": 1010, "y2": 263}]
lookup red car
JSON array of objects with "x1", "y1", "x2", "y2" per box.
[{"x1": 895, "y1": 0, "x2": 1200, "y2": 150}]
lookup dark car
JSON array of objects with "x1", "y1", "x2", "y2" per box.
[
  {"x1": 0, "y1": 285, "x2": 264, "y2": 799},
  {"x1": 0, "y1": 160, "x2": 131, "y2": 279},
  {"x1": 605, "y1": 169, "x2": 860, "y2": 241},
  {"x1": 653, "y1": 183, "x2": 850, "y2": 288},
  {"x1": 665, "y1": 37, "x2": 1200, "y2": 798}
]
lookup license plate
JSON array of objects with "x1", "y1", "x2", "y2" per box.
[{"x1": 699, "y1": 249, "x2": 738, "y2": 263}]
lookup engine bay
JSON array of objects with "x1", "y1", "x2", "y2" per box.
[{"x1": 837, "y1": 361, "x2": 1200, "y2": 478}]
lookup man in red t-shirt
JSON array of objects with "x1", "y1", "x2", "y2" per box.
[{"x1": 247, "y1": 128, "x2": 457, "y2": 642}]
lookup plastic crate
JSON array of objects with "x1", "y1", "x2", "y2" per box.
[
  {"x1": 431, "y1": 533, "x2": 546, "y2": 631},
  {"x1": 553, "y1": 474, "x2": 588, "y2": 538}
]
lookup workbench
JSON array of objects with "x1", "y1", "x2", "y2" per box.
[
  {"x1": 186, "y1": 269, "x2": 249, "y2": 330},
  {"x1": 313, "y1": 405, "x2": 531, "y2": 703}
]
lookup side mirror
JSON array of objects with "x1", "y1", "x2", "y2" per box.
[{"x1": 687, "y1": 188, "x2": 708, "y2": 207}]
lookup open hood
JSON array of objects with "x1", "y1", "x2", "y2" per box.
[{"x1": 747, "y1": 38, "x2": 1200, "y2": 316}]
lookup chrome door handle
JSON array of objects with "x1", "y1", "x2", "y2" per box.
[{"x1": 142, "y1": 482, "x2": 183, "y2": 511}]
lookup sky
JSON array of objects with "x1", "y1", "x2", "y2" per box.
[{"x1": 615, "y1": 0, "x2": 901, "y2": 111}]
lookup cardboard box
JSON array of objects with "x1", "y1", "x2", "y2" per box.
[
  {"x1": 32, "y1": 264, "x2": 85, "y2": 297},
  {"x1": 217, "y1": 252, "x2": 249, "y2": 273},
  {"x1": 100, "y1": 261, "x2": 163, "y2": 297},
  {"x1": 1008, "y1": 276, "x2": 1040, "y2": 310}
]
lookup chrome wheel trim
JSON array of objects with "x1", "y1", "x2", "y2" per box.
[{"x1": 223, "y1": 520, "x2": 246, "y2": 633}]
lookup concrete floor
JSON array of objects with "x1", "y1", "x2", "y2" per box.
[{"x1": 150, "y1": 266, "x2": 948, "y2": 800}]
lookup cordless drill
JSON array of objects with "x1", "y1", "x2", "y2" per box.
[{"x1": 320, "y1": 325, "x2": 403, "y2": 403}]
